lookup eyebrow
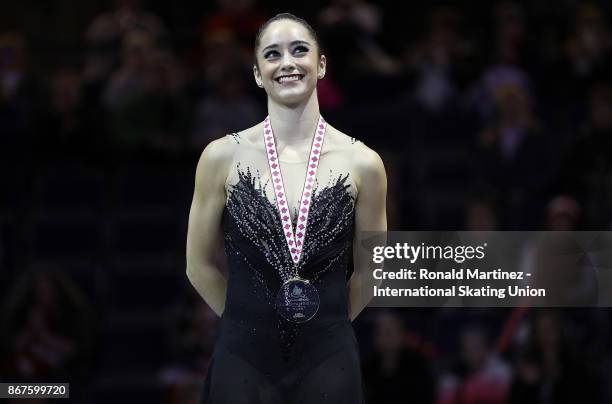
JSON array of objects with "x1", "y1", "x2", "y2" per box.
[{"x1": 261, "y1": 40, "x2": 311, "y2": 54}]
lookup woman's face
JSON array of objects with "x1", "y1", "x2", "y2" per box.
[{"x1": 254, "y1": 19, "x2": 325, "y2": 106}]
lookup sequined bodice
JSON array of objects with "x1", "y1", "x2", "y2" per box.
[{"x1": 222, "y1": 167, "x2": 355, "y2": 350}]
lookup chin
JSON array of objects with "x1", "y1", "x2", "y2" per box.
[{"x1": 271, "y1": 87, "x2": 316, "y2": 107}]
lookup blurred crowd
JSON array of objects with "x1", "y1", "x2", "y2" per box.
[{"x1": 1, "y1": 0, "x2": 612, "y2": 403}]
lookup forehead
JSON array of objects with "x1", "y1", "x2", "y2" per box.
[{"x1": 259, "y1": 19, "x2": 315, "y2": 48}]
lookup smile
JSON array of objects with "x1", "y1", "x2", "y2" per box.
[{"x1": 275, "y1": 74, "x2": 304, "y2": 83}]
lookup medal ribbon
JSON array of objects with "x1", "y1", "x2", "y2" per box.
[{"x1": 263, "y1": 115, "x2": 327, "y2": 267}]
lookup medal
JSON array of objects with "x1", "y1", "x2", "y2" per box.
[
  {"x1": 275, "y1": 277, "x2": 320, "y2": 323},
  {"x1": 263, "y1": 115, "x2": 327, "y2": 323}
]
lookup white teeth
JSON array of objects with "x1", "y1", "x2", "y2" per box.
[{"x1": 278, "y1": 75, "x2": 301, "y2": 83}]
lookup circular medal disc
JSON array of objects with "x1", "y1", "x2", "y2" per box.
[{"x1": 275, "y1": 278, "x2": 320, "y2": 323}]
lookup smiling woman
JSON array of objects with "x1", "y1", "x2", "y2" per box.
[
  {"x1": 252, "y1": 14, "x2": 326, "y2": 108},
  {"x1": 186, "y1": 12, "x2": 387, "y2": 404}
]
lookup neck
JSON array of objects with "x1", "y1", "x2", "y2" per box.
[{"x1": 267, "y1": 91, "x2": 320, "y2": 145}]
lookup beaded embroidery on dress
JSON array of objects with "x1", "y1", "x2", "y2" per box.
[
  {"x1": 226, "y1": 166, "x2": 355, "y2": 282},
  {"x1": 223, "y1": 166, "x2": 355, "y2": 351}
]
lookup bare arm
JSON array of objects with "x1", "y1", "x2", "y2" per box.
[
  {"x1": 186, "y1": 137, "x2": 234, "y2": 316},
  {"x1": 348, "y1": 145, "x2": 387, "y2": 321}
]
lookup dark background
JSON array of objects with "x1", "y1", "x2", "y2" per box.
[{"x1": 1, "y1": 0, "x2": 611, "y2": 403}]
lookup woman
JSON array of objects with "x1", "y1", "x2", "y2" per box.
[{"x1": 186, "y1": 13, "x2": 387, "y2": 403}]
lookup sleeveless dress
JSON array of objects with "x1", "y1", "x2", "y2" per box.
[{"x1": 200, "y1": 161, "x2": 364, "y2": 404}]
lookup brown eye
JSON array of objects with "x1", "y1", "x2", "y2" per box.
[{"x1": 293, "y1": 46, "x2": 308, "y2": 55}]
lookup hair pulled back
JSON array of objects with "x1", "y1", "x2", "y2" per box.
[{"x1": 253, "y1": 13, "x2": 322, "y2": 67}]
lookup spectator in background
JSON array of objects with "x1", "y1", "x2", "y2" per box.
[
  {"x1": 363, "y1": 311, "x2": 435, "y2": 404},
  {"x1": 0, "y1": 266, "x2": 92, "y2": 397},
  {"x1": 491, "y1": 2, "x2": 528, "y2": 67},
  {"x1": 560, "y1": 81, "x2": 612, "y2": 227},
  {"x1": 317, "y1": 0, "x2": 399, "y2": 95},
  {"x1": 517, "y1": 195, "x2": 581, "y2": 282},
  {"x1": 84, "y1": 0, "x2": 166, "y2": 85},
  {"x1": 200, "y1": 0, "x2": 267, "y2": 65},
  {"x1": 475, "y1": 78, "x2": 552, "y2": 228},
  {"x1": 103, "y1": 30, "x2": 187, "y2": 152},
  {"x1": 516, "y1": 196, "x2": 598, "y2": 307},
  {"x1": 438, "y1": 325, "x2": 511, "y2": 404},
  {"x1": 190, "y1": 31, "x2": 261, "y2": 150},
  {"x1": 465, "y1": 191, "x2": 500, "y2": 231},
  {"x1": 48, "y1": 68, "x2": 83, "y2": 142},
  {"x1": 407, "y1": 6, "x2": 474, "y2": 113},
  {"x1": 191, "y1": 61, "x2": 261, "y2": 150},
  {"x1": 470, "y1": 65, "x2": 530, "y2": 123},
  {"x1": 0, "y1": 32, "x2": 41, "y2": 155},
  {"x1": 563, "y1": 4, "x2": 612, "y2": 95},
  {"x1": 535, "y1": 233, "x2": 598, "y2": 307},
  {"x1": 40, "y1": 67, "x2": 104, "y2": 159},
  {"x1": 508, "y1": 309, "x2": 600, "y2": 404},
  {"x1": 545, "y1": 195, "x2": 581, "y2": 231},
  {"x1": 468, "y1": 2, "x2": 531, "y2": 124}
]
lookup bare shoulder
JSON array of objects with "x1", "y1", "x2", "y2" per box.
[
  {"x1": 194, "y1": 135, "x2": 242, "y2": 193},
  {"x1": 353, "y1": 143, "x2": 386, "y2": 195},
  {"x1": 198, "y1": 135, "x2": 237, "y2": 169},
  {"x1": 326, "y1": 124, "x2": 386, "y2": 184},
  {"x1": 197, "y1": 121, "x2": 263, "y2": 167},
  {"x1": 353, "y1": 142, "x2": 385, "y2": 174}
]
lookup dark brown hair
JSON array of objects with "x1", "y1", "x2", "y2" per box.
[{"x1": 253, "y1": 13, "x2": 322, "y2": 67}]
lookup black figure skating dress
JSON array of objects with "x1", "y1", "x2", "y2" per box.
[{"x1": 201, "y1": 166, "x2": 364, "y2": 404}]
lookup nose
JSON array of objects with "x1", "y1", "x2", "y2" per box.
[{"x1": 280, "y1": 51, "x2": 297, "y2": 72}]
